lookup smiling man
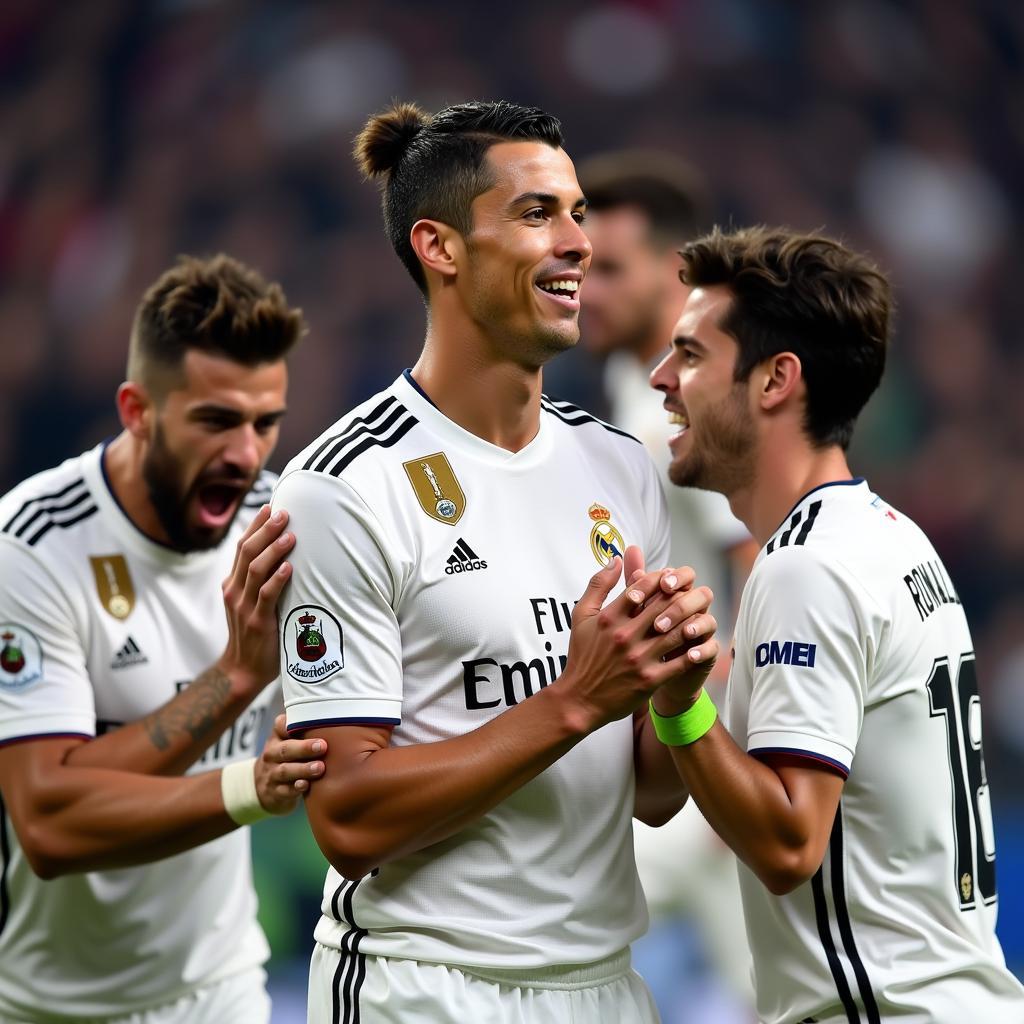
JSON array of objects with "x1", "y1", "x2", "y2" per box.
[
  {"x1": 273, "y1": 101, "x2": 720, "y2": 1024},
  {"x1": 0, "y1": 254, "x2": 325, "y2": 1024},
  {"x1": 648, "y1": 227, "x2": 1024, "y2": 1023}
]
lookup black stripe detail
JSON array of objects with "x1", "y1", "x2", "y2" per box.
[
  {"x1": 328, "y1": 415, "x2": 418, "y2": 478},
  {"x1": 26, "y1": 505, "x2": 99, "y2": 547},
  {"x1": 341, "y1": 930, "x2": 365, "y2": 1024},
  {"x1": 332, "y1": 875, "x2": 369, "y2": 1024},
  {"x1": 331, "y1": 938, "x2": 347, "y2": 1024},
  {"x1": 351, "y1": 932, "x2": 367, "y2": 1024},
  {"x1": 313, "y1": 403, "x2": 409, "y2": 474},
  {"x1": 456, "y1": 538, "x2": 477, "y2": 560},
  {"x1": 794, "y1": 500, "x2": 823, "y2": 546},
  {"x1": 811, "y1": 862, "x2": 860, "y2": 1021},
  {"x1": 768, "y1": 510, "x2": 803, "y2": 555},
  {"x1": 10, "y1": 487, "x2": 91, "y2": 539},
  {"x1": 830, "y1": 816, "x2": 881, "y2": 1023},
  {"x1": 541, "y1": 398, "x2": 639, "y2": 443},
  {"x1": 304, "y1": 397, "x2": 398, "y2": 471},
  {"x1": 0, "y1": 794, "x2": 10, "y2": 938},
  {"x1": 2, "y1": 478, "x2": 86, "y2": 534}
]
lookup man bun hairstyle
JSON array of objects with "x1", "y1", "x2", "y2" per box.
[
  {"x1": 577, "y1": 150, "x2": 709, "y2": 247},
  {"x1": 680, "y1": 226, "x2": 891, "y2": 451},
  {"x1": 354, "y1": 99, "x2": 565, "y2": 293},
  {"x1": 354, "y1": 101, "x2": 429, "y2": 178},
  {"x1": 127, "y1": 253, "x2": 305, "y2": 393}
]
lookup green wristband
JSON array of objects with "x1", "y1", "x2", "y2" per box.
[{"x1": 649, "y1": 689, "x2": 718, "y2": 746}]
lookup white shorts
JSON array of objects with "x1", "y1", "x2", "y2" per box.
[
  {"x1": 307, "y1": 943, "x2": 660, "y2": 1024},
  {"x1": 0, "y1": 967, "x2": 270, "y2": 1024}
]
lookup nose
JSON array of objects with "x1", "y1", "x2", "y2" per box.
[
  {"x1": 223, "y1": 424, "x2": 263, "y2": 475},
  {"x1": 556, "y1": 215, "x2": 593, "y2": 264},
  {"x1": 649, "y1": 350, "x2": 676, "y2": 395}
]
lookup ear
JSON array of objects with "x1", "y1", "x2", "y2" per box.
[
  {"x1": 757, "y1": 352, "x2": 803, "y2": 412},
  {"x1": 116, "y1": 381, "x2": 154, "y2": 440},
  {"x1": 409, "y1": 219, "x2": 461, "y2": 283}
]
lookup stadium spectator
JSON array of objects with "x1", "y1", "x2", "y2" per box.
[{"x1": 0, "y1": 254, "x2": 325, "y2": 1024}]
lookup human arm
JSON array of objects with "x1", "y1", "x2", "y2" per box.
[
  {"x1": 645, "y1": 709, "x2": 844, "y2": 893},
  {"x1": 64, "y1": 505, "x2": 295, "y2": 776},
  {"x1": 301, "y1": 557, "x2": 714, "y2": 879},
  {"x1": 0, "y1": 713, "x2": 323, "y2": 878},
  {"x1": 650, "y1": 549, "x2": 868, "y2": 893}
]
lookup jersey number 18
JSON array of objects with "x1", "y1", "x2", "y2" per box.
[{"x1": 926, "y1": 653, "x2": 997, "y2": 910}]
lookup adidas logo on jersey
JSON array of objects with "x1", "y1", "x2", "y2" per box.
[
  {"x1": 111, "y1": 636, "x2": 148, "y2": 669},
  {"x1": 445, "y1": 538, "x2": 487, "y2": 575}
]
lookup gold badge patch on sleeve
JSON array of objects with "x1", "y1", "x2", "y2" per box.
[
  {"x1": 90, "y1": 554, "x2": 135, "y2": 620},
  {"x1": 402, "y1": 452, "x2": 466, "y2": 526}
]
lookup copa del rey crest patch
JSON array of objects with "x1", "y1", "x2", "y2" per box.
[
  {"x1": 282, "y1": 605, "x2": 344, "y2": 684},
  {"x1": 0, "y1": 624, "x2": 43, "y2": 690}
]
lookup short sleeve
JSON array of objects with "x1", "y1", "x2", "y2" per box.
[
  {"x1": 740, "y1": 548, "x2": 877, "y2": 777},
  {"x1": 273, "y1": 471, "x2": 404, "y2": 732},
  {"x1": 0, "y1": 538, "x2": 95, "y2": 744}
]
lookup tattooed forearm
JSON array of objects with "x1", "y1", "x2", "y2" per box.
[{"x1": 143, "y1": 667, "x2": 233, "y2": 751}]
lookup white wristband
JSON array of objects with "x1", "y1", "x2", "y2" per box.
[{"x1": 220, "y1": 758, "x2": 271, "y2": 826}]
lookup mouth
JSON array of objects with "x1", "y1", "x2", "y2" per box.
[
  {"x1": 666, "y1": 408, "x2": 690, "y2": 445},
  {"x1": 194, "y1": 481, "x2": 248, "y2": 530},
  {"x1": 534, "y1": 276, "x2": 581, "y2": 312}
]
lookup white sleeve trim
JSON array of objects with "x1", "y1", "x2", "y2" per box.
[
  {"x1": 286, "y1": 696, "x2": 402, "y2": 731},
  {"x1": 0, "y1": 709, "x2": 95, "y2": 744},
  {"x1": 747, "y1": 728, "x2": 852, "y2": 777}
]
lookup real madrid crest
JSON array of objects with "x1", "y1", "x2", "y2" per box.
[
  {"x1": 402, "y1": 452, "x2": 466, "y2": 526},
  {"x1": 90, "y1": 555, "x2": 135, "y2": 620},
  {"x1": 588, "y1": 503, "x2": 625, "y2": 566}
]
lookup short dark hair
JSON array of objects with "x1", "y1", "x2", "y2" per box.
[
  {"x1": 128, "y1": 254, "x2": 305, "y2": 393},
  {"x1": 680, "y1": 226, "x2": 892, "y2": 450},
  {"x1": 354, "y1": 100, "x2": 565, "y2": 293},
  {"x1": 577, "y1": 150, "x2": 708, "y2": 247}
]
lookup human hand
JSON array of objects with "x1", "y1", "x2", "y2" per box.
[
  {"x1": 621, "y1": 548, "x2": 720, "y2": 711},
  {"x1": 559, "y1": 546, "x2": 718, "y2": 731},
  {"x1": 255, "y1": 714, "x2": 327, "y2": 814},
  {"x1": 218, "y1": 505, "x2": 295, "y2": 694}
]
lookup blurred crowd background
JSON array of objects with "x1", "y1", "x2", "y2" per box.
[{"x1": 2, "y1": 0, "x2": 1021, "y2": 1013}]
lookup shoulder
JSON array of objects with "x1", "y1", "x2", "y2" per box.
[
  {"x1": 286, "y1": 388, "x2": 420, "y2": 482},
  {"x1": 273, "y1": 387, "x2": 421, "y2": 529},
  {"x1": 540, "y1": 394, "x2": 642, "y2": 447},
  {"x1": 750, "y1": 492, "x2": 891, "y2": 619},
  {"x1": 0, "y1": 451, "x2": 99, "y2": 552}
]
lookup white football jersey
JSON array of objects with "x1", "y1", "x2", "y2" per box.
[
  {"x1": 727, "y1": 479, "x2": 1024, "y2": 1023},
  {"x1": 0, "y1": 443, "x2": 275, "y2": 1019},
  {"x1": 276, "y1": 371, "x2": 669, "y2": 970}
]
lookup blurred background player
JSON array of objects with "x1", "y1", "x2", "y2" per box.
[
  {"x1": 276, "y1": 100, "x2": 719, "y2": 1024},
  {"x1": 0, "y1": 254, "x2": 325, "y2": 1024},
  {"x1": 649, "y1": 226, "x2": 1024, "y2": 1023},
  {"x1": 577, "y1": 150, "x2": 757, "y2": 1023}
]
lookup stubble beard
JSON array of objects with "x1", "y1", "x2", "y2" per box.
[{"x1": 668, "y1": 385, "x2": 757, "y2": 497}]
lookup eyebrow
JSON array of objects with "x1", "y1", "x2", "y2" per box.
[
  {"x1": 671, "y1": 334, "x2": 707, "y2": 353},
  {"x1": 508, "y1": 191, "x2": 588, "y2": 212},
  {"x1": 187, "y1": 404, "x2": 287, "y2": 422}
]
